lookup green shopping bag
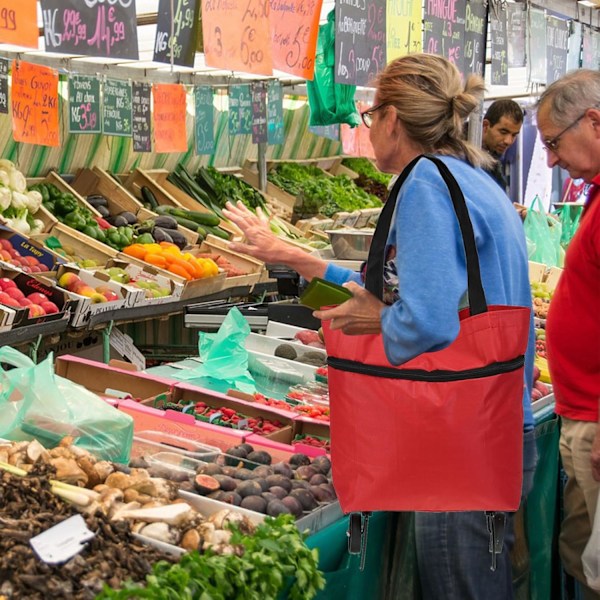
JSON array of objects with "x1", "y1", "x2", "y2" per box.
[
  {"x1": 524, "y1": 196, "x2": 563, "y2": 267},
  {"x1": 556, "y1": 204, "x2": 583, "y2": 249},
  {"x1": 0, "y1": 347, "x2": 133, "y2": 463}
]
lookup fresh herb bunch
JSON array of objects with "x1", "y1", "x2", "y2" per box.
[
  {"x1": 96, "y1": 515, "x2": 325, "y2": 600},
  {"x1": 196, "y1": 167, "x2": 267, "y2": 212},
  {"x1": 341, "y1": 157, "x2": 392, "y2": 187}
]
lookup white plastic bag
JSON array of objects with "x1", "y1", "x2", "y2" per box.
[{"x1": 582, "y1": 499, "x2": 600, "y2": 591}]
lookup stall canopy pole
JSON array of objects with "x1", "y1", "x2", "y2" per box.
[
  {"x1": 257, "y1": 141, "x2": 267, "y2": 192},
  {"x1": 468, "y1": 100, "x2": 484, "y2": 148}
]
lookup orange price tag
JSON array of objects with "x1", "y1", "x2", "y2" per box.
[
  {"x1": 202, "y1": 0, "x2": 273, "y2": 76},
  {"x1": 0, "y1": 0, "x2": 38, "y2": 48},
  {"x1": 271, "y1": 0, "x2": 322, "y2": 80},
  {"x1": 11, "y1": 61, "x2": 60, "y2": 147},
  {"x1": 153, "y1": 83, "x2": 188, "y2": 153}
]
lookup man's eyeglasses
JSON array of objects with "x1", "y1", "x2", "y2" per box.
[
  {"x1": 543, "y1": 109, "x2": 591, "y2": 152},
  {"x1": 360, "y1": 102, "x2": 389, "y2": 128}
]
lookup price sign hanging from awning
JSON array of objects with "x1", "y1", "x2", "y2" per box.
[
  {"x1": 68, "y1": 75, "x2": 101, "y2": 134},
  {"x1": 154, "y1": 0, "x2": 201, "y2": 68},
  {"x1": 0, "y1": 0, "x2": 38, "y2": 48},
  {"x1": 40, "y1": 0, "x2": 139, "y2": 60},
  {"x1": 153, "y1": 84, "x2": 188, "y2": 153}
]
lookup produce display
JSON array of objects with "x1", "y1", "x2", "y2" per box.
[
  {"x1": 531, "y1": 364, "x2": 551, "y2": 401},
  {"x1": 250, "y1": 391, "x2": 329, "y2": 421},
  {"x1": 266, "y1": 162, "x2": 382, "y2": 217},
  {"x1": 122, "y1": 241, "x2": 219, "y2": 281},
  {"x1": 0, "y1": 238, "x2": 50, "y2": 273},
  {"x1": 274, "y1": 343, "x2": 327, "y2": 367},
  {"x1": 532, "y1": 280, "x2": 552, "y2": 364},
  {"x1": 0, "y1": 276, "x2": 59, "y2": 315},
  {"x1": 341, "y1": 157, "x2": 393, "y2": 201},
  {"x1": 195, "y1": 251, "x2": 252, "y2": 278},
  {"x1": 293, "y1": 434, "x2": 331, "y2": 453}
]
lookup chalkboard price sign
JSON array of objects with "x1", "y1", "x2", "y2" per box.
[
  {"x1": 251, "y1": 82, "x2": 267, "y2": 144},
  {"x1": 132, "y1": 82, "x2": 152, "y2": 153},
  {"x1": 582, "y1": 26, "x2": 600, "y2": 70},
  {"x1": 40, "y1": 0, "x2": 139, "y2": 60},
  {"x1": 423, "y1": 0, "x2": 466, "y2": 76},
  {"x1": 567, "y1": 21, "x2": 582, "y2": 71},
  {"x1": 68, "y1": 75, "x2": 101, "y2": 134},
  {"x1": 506, "y1": 2, "x2": 525, "y2": 68},
  {"x1": 527, "y1": 8, "x2": 546, "y2": 84},
  {"x1": 267, "y1": 80, "x2": 284, "y2": 146},
  {"x1": 335, "y1": 0, "x2": 386, "y2": 87},
  {"x1": 239, "y1": 84, "x2": 252, "y2": 135},
  {"x1": 154, "y1": 0, "x2": 200, "y2": 68},
  {"x1": 463, "y1": 0, "x2": 486, "y2": 76},
  {"x1": 546, "y1": 16, "x2": 568, "y2": 84},
  {"x1": 0, "y1": 58, "x2": 7, "y2": 115},
  {"x1": 103, "y1": 78, "x2": 132, "y2": 137},
  {"x1": 194, "y1": 85, "x2": 214, "y2": 155},
  {"x1": 490, "y1": 6, "x2": 508, "y2": 85}
]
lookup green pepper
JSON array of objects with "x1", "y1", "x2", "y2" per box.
[
  {"x1": 96, "y1": 228, "x2": 107, "y2": 243},
  {"x1": 107, "y1": 228, "x2": 122, "y2": 246},
  {"x1": 55, "y1": 195, "x2": 78, "y2": 217},
  {"x1": 47, "y1": 184, "x2": 63, "y2": 200},
  {"x1": 83, "y1": 225, "x2": 99, "y2": 240},
  {"x1": 63, "y1": 210, "x2": 87, "y2": 230},
  {"x1": 136, "y1": 233, "x2": 155, "y2": 245},
  {"x1": 122, "y1": 227, "x2": 134, "y2": 244},
  {"x1": 43, "y1": 200, "x2": 55, "y2": 214}
]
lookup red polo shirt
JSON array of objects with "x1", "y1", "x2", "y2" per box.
[{"x1": 547, "y1": 176, "x2": 600, "y2": 421}]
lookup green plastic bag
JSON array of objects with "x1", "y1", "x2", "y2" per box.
[
  {"x1": 306, "y1": 10, "x2": 361, "y2": 128},
  {"x1": 556, "y1": 204, "x2": 583, "y2": 249},
  {"x1": 0, "y1": 347, "x2": 134, "y2": 463},
  {"x1": 524, "y1": 196, "x2": 563, "y2": 267},
  {"x1": 176, "y1": 307, "x2": 256, "y2": 394}
]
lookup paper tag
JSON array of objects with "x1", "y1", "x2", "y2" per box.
[
  {"x1": 208, "y1": 411, "x2": 223, "y2": 423},
  {"x1": 110, "y1": 327, "x2": 146, "y2": 371},
  {"x1": 30, "y1": 515, "x2": 95, "y2": 564},
  {"x1": 236, "y1": 419, "x2": 249, "y2": 430}
]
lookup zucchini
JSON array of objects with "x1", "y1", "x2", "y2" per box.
[
  {"x1": 203, "y1": 225, "x2": 230, "y2": 240},
  {"x1": 141, "y1": 186, "x2": 159, "y2": 210},
  {"x1": 183, "y1": 210, "x2": 220, "y2": 227},
  {"x1": 154, "y1": 205, "x2": 174, "y2": 216},
  {"x1": 172, "y1": 215, "x2": 203, "y2": 232}
]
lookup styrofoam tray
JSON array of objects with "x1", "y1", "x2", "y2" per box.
[
  {"x1": 247, "y1": 349, "x2": 317, "y2": 381},
  {"x1": 265, "y1": 321, "x2": 317, "y2": 339},
  {"x1": 245, "y1": 332, "x2": 326, "y2": 359}
]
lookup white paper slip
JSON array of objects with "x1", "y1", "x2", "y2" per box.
[{"x1": 30, "y1": 514, "x2": 95, "y2": 564}]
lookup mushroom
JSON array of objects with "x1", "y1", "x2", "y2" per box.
[
  {"x1": 181, "y1": 529, "x2": 201, "y2": 551},
  {"x1": 139, "y1": 522, "x2": 181, "y2": 546},
  {"x1": 104, "y1": 472, "x2": 130, "y2": 490},
  {"x1": 26, "y1": 440, "x2": 49, "y2": 463},
  {"x1": 50, "y1": 457, "x2": 88, "y2": 486}
]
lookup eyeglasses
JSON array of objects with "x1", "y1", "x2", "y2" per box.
[
  {"x1": 543, "y1": 110, "x2": 589, "y2": 153},
  {"x1": 360, "y1": 102, "x2": 389, "y2": 128}
]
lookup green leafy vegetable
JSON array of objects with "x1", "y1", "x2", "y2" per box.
[{"x1": 341, "y1": 158, "x2": 392, "y2": 202}]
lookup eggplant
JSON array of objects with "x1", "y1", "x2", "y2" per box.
[
  {"x1": 96, "y1": 205, "x2": 110, "y2": 218},
  {"x1": 112, "y1": 215, "x2": 129, "y2": 227},
  {"x1": 160, "y1": 228, "x2": 187, "y2": 250},
  {"x1": 152, "y1": 215, "x2": 178, "y2": 230},
  {"x1": 152, "y1": 227, "x2": 174, "y2": 244},
  {"x1": 118, "y1": 211, "x2": 138, "y2": 225},
  {"x1": 87, "y1": 194, "x2": 108, "y2": 207}
]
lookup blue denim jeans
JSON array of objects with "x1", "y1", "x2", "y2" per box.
[{"x1": 414, "y1": 429, "x2": 538, "y2": 600}]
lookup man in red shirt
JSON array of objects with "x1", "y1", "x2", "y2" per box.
[{"x1": 536, "y1": 70, "x2": 600, "y2": 599}]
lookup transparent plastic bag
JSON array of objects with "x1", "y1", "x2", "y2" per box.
[
  {"x1": 0, "y1": 347, "x2": 133, "y2": 463},
  {"x1": 524, "y1": 196, "x2": 563, "y2": 267},
  {"x1": 583, "y1": 498, "x2": 600, "y2": 591}
]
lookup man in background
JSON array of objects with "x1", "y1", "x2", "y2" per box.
[
  {"x1": 536, "y1": 69, "x2": 600, "y2": 600},
  {"x1": 482, "y1": 99, "x2": 524, "y2": 192}
]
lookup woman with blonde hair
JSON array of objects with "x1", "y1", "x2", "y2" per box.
[{"x1": 224, "y1": 54, "x2": 536, "y2": 599}]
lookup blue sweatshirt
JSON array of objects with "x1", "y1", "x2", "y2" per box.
[{"x1": 325, "y1": 155, "x2": 535, "y2": 431}]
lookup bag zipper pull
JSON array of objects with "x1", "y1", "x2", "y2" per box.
[
  {"x1": 485, "y1": 511, "x2": 506, "y2": 571},
  {"x1": 347, "y1": 512, "x2": 371, "y2": 571}
]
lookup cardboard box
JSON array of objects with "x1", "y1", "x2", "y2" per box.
[
  {"x1": 198, "y1": 240, "x2": 263, "y2": 291},
  {"x1": 32, "y1": 222, "x2": 118, "y2": 267},
  {"x1": 0, "y1": 267, "x2": 76, "y2": 328},
  {"x1": 291, "y1": 417, "x2": 330, "y2": 455},
  {"x1": 0, "y1": 224, "x2": 65, "y2": 273},
  {"x1": 54, "y1": 355, "x2": 175, "y2": 404},
  {"x1": 170, "y1": 383, "x2": 295, "y2": 440},
  {"x1": 55, "y1": 264, "x2": 146, "y2": 327}
]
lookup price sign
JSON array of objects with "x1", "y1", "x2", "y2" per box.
[
  {"x1": 527, "y1": 8, "x2": 546, "y2": 84},
  {"x1": 335, "y1": 0, "x2": 386, "y2": 86},
  {"x1": 68, "y1": 76, "x2": 101, "y2": 134},
  {"x1": 11, "y1": 61, "x2": 59, "y2": 147},
  {"x1": 463, "y1": 0, "x2": 486, "y2": 76},
  {"x1": 40, "y1": 0, "x2": 138, "y2": 60},
  {"x1": 309, "y1": 123, "x2": 339, "y2": 141},
  {"x1": 567, "y1": 21, "x2": 582, "y2": 72},
  {"x1": 546, "y1": 16, "x2": 568, "y2": 84},
  {"x1": 386, "y1": 0, "x2": 422, "y2": 61},
  {"x1": 103, "y1": 79, "x2": 132, "y2": 137},
  {"x1": 267, "y1": 81, "x2": 284, "y2": 146},
  {"x1": 582, "y1": 26, "x2": 600, "y2": 70},
  {"x1": 490, "y1": 5, "x2": 508, "y2": 85},
  {"x1": 153, "y1": 84, "x2": 188, "y2": 153},
  {"x1": 132, "y1": 82, "x2": 152, "y2": 153},
  {"x1": 0, "y1": 0, "x2": 38, "y2": 48},
  {"x1": 0, "y1": 58, "x2": 8, "y2": 115},
  {"x1": 194, "y1": 85, "x2": 214, "y2": 155},
  {"x1": 239, "y1": 84, "x2": 252, "y2": 135},
  {"x1": 423, "y1": 0, "x2": 466, "y2": 75},
  {"x1": 506, "y1": 2, "x2": 525, "y2": 68},
  {"x1": 271, "y1": 0, "x2": 322, "y2": 79},
  {"x1": 154, "y1": 0, "x2": 201, "y2": 67},
  {"x1": 251, "y1": 82, "x2": 267, "y2": 143},
  {"x1": 202, "y1": 0, "x2": 273, "y2": 75}
]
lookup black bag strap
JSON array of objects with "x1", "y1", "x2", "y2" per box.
[{"x1": 364, "y1": 155, "x2": 488, "y2": 316}]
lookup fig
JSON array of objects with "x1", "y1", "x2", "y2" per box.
[
  {"x1": 197, "y1": 463, "x2": 223, "y2": 476},
  {"x1": 295, "y1": 465, "x2": 318, "y2": 481},
  {"x1": 235, "y1": 468, "x2": 256, "y2": 481},
  {"x1": 178, "y1": 480, "x2": 195, "y2": 494},
  {"x1": 220, "y1": 466, "x2": 239, "y2": 478},
  {"x1": 265, "y1": 475, "x2": 292, "y2": 492},
  {"x1": 268, "y1": 486, "x2": 288, "y2": 500},
  {"x1": 267, "y1": 499, "x2": 292, "y2": 516},
  {"x1": 290, "y1": 488, "x2": 318, "y2": 511},
  {"x1": 261, "y1": 492, "x2": 278, "y2": 503},
  {"x1": 238, "y1": 443, "x2": 254, "y2": 455},
  {"x1": 309, "y1": 473, "x2": 328, "y2": 486},
  {"x1": 310, "y1": 485, "x2": 335, "y2": 502},
  {"x1": 241, "y1": 495, "x2": 268, "y2": 513},
  {"x1": 291, "y1": 479, "x2": 310, "y2": 490},
  {"x1": 254, "y1": 478, "x2": 269, "y2": 492},
  {"x1": 281, "y1": 496, "x2": 304, "y2": 518},
  {"x1": 311, "y1": 456, "x2": 331, "y2": 475},
  {"x1": 207, "y1": 490, "x2": 227, "y2": 501},
  {"x1": 213, "y1": 475, "x2": 238, "y2": 492},
  {"x1": 272, "y1": 462, "x2": 293, "y2": 478},
  {"x1": 194, "y1": 474, "x2": 220, "y2": 495},
  {"x1": 224, "y1": 447, "x2": 248, "y2": 465},
  {"x1": 247, "y1": 450, "x2": 272, "y2": 465},
  {"x1": 289, "y1": 453, "x2": 311, "y2": 468},
  {"x1": 253, "y1": 465, "x2": 274, "y2": 478},
  {"x1": 222, "y1": 492, "x2": 242, "y2": 506},
  {"x1": 236, "y1": 480, "x2": 263, "y2": 498},
  {"x1": 319, "y1": 483, "x2": 337, "y2": 498}
]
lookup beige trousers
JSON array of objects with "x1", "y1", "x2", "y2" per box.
[{"x1": 560, "y1": 417, "x2": 600, "y2": 600}]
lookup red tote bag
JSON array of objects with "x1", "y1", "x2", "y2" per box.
[{"x1": 323, "y1": 156, "x2": 530, "y2": 513}]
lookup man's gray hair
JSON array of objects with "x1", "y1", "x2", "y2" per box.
[{"x1": 537, "y1": 69, "x2": 600, "y2": 127}]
